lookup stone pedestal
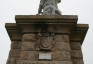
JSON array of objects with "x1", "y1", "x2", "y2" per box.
[{"x1": 5, "y1": 15, "x2": 88, "y2": 64}]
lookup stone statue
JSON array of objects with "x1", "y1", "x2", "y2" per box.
[{"x1": 37, "y1": 0, "x2": 61, "y2": 15}]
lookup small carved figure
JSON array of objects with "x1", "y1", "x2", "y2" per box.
[{"x1": 37, "y1": 0, "x2": 61, "y2": 15}]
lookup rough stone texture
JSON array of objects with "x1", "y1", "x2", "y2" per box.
[
  {"x1": 11, "y1": 41, "x2": 21, "y2": 49},
  {"x1": 20, "y1": 51, "x2": 38, "y2": 60},
  {"x1": 16, "y1": 60, "x2": 38, "y2": 64},
  {"x1": 35, "y1": 32, "x2": 55, "y2": 51},
  {"x1": 21, "y1": 42, "x2": 35, "y2": 51},
  {"x1": 62, "y1": 35, "x2": 69, "y2": 43},
  {"x1": 38, "y1": 61, "x2": 72, "y2": 64},
  {"x1": 47, "y1": 25, "x2": 54, "y2": 32},
  {"x1": 71, "y1": 50, "x2": 83, "y2": 59},
  {"x1": 52, "y1": 61, "x2": 73, "y2": 64},
  {"x1": 55, "y1": 35, "x2": 69, "y2": 42},
  {"x1": 72, "y1": 59, "x2": 84, "y2": 64},
  {"x1": 7, "y1": 58, "x2": 19, "y2": 64},
  {"x1": 55, "y1": 24, "x2": 74, "y2": 33},
  {"x1": 70, "y1": 42, "x2": 81, "y2": 50},
  {"x1": 55, "y1": 35, "x2": 63, "y2": 42},
  {"x1": 6, "y1": 58, "x2": 16, "y2": 64},
  {"x1": 21, "y1": 24, "x2": 41, "y2": 33},
  {"x1": 9, "y1": 31, "x2": 22, "y2": 40},
  {"x1": 38, "y1": 61, "x2": 53, "y2": 64},
  {"x1": 55, "y1": 42, "x2": 71, "y2": 51},
  {"x1": 36, "y1": 45, "x2": 55, "y2": 51},
  {"x1": 16, "y1": 60, "x2": 73, "y2": 64},
  {"x1": 9, "y1": 49, "x2": 20, "y2": 58},
  {"x1": 20, "y1": 51, "x2": 71, "y2": 61},
  {"x1": 52, "y1": 51, "x2": 71, "y2": 61},
  {"x1": 22, "y1": 34, "x2": 36, "y2": 42},
  {"x1": 56, "y1": 61, "x2": 73, "y2": 64}
]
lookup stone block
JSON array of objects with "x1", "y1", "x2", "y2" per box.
[
  {"x1": 16, "y1": 60, "x2": 38, "y2": 64},
  {"x1": 47, "y1": 24, "x2": 54, "y2": 32},
  {"x1": 55, "y1": 42, "x2": 71, "y2": 51},
  {"x1": 53, "y1": 61, "x2": 73, "y2": 64},
  {"x1": 11, "y1": 41, "x2": 21, "y2": 49},
  {"x1": 62, "y1": 35, "x2": 69, "y2": 43},
  {"x1": 71, "y1": 50, "x2": 83, "y2": 59},
  {"x1": 7, "y1": 58, "x2": 19, "y2": 64},
  {"x1": 20, "y1": 51, "x2": 39, "y2": 60},
  {"x1": 55, "y1": 35, "x2": 63, "y2": 42},
  {"x1": 21, "y1": 42, "x2": 35, "y2": 51},
  {"x1": 16, "y1": 60, "x2": 73, "y2": 64},
  {"x1": 20, "y1": 51, "x2": 71, "y2": 61},
  {"x1": 70, "y1": 42, "x2": 81, "y2": 50},
  {"x1": 9, "y1": 49, "x2": 20, "y2": 58},
  {"x1": 72, "y1": 59, "x2": 84, "y2": 64},
  {"x1": 22, "y1": 34, "x2": 36, "y2": 42},
  {"x1": 55, "y1": 24, "x2": 74, "y2": 33},
  {"x1": 38, "y1": 61, "x2": 52, "y2": 64},
  {"x1": 9, "y1": 31, "x2": 22, "y2": 40},
  {"x1": 21, "y1": 24, "x2": 41, "y2": 33},
  {"x1": 6, "y1": 58, "x2": 16, "y2": 64},
  {"x1": 52, "y1": 51, "x2": 71, "y2": 61},
  {"x1": 55, "y1": 35, "x2": 69, "y2": 42}
]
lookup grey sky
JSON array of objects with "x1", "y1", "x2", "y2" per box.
[{"x1": 0, "y1": 0, "x2": 93, "y2": 64}]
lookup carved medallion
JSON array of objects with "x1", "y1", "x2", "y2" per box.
[{"x1": 36, "y1": 33, "x2": 55, "y2": 50}]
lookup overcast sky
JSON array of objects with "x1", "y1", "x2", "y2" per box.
[{"x1": 0, "y1": 0, "x2": 93, "y2": 64}]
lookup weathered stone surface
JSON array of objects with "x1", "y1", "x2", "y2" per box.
[
  {"x1": 72, "y1": 59, "x2": 84, "y2": 64},
  {"x1": 21, "y1": 24, "x2": 41, "y2": 33},
  {"x1": 71, "y1": 50, "x2": 83, "y2": 59},
  {"x1": 55, "y1": 35, "x2": 63, "y2": 42},
  {"x1": 52, "y1": 51, "x2": 71, "y2": 61},
  {"x1": 6, "y1": 58, "x2": 16, "y2": 64},
  {"x1": 55, "y1": 42, "x2": 71, "y2": 51},
  {"x1": 20, "y1": 51, "x2": 38, "y2": 60},
  {"x1": 16, "y1": 60, "x2": 38, "y2": 64},
  {"x1": 47, "y1": 25, "x2": 54, "y2": 32},
  {"x1": 62, "y1": 35, "x2": 69, "y2": 42},
  {"x1": 52, "y1": 61, "x2": 73, "y2": 64},
  {"x1": 55, "y1": 35, "x2": 69, "y2": 42},
  {"x1": 20, "y1": 51, "x2": 71, "y2": 61},
  {"x1": 36, "y1": 46, "x2": 55, "y2": 51},
  {"x1": 9, "y1": 49, "x2": 20, "y2": 58},
  {"x1": 16, "y1": 60, "x2": 73, "y2": 64},
  {"x1": 22, "y1": 34, "x2": 36, "y2": 42},
  {"x1": 38, "y1": 61, "x2": 52, "y2": 64},
  {"x1": 9, "y1": 31, "x2": 22, "y2": 41},
  {"x1": 11, "y1": 41, "x2": 21, "y2": 49},
  {"x1": 7, "y1": 58, "x2": 19, "y2": 64},
  {"x1": 70, "y1": 42, "x2": 81, "y2": 50},
  {"x1": 21, "y1": 42, "x2": 35, "y2": 51},
  {"x1": 36, "y1": 32, "x2": 55, "y2": 51},
  {"x1": 55, "y1": 24, "x2": 74, "y2": 33}
]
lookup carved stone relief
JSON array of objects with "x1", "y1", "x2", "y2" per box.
[{"x1": 36, "y1": 33, "x2": 55, "y2": 51}]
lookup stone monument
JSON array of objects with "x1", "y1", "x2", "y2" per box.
[{"x1": 6, "y1": 0, "x2": 89, "y2": 64}]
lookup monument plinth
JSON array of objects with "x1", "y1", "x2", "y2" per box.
[{"x1": 5, "y1": 15, "x2": 88, "y2": 64}]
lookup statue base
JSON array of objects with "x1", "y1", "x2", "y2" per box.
[{"x1": 5, "y1": 15, "x2": 88, "y2": 64}]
